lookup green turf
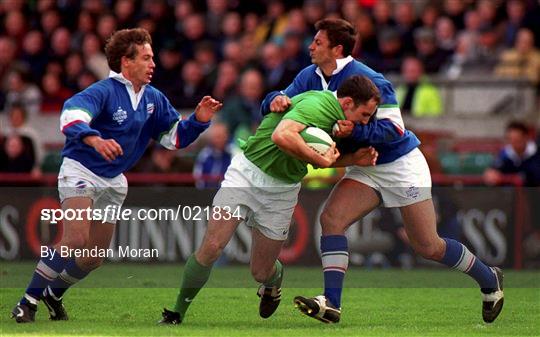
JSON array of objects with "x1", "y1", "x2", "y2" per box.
[{"x1": 1, "y1": 262, "x2": 538, "y2": 337}]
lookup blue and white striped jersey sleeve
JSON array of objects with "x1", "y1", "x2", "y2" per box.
[
  {"x1": 59, "y1": 86, "x2": 104, "y2": 141},
  {"x1": 351, "y1": 118, "x2": 405, "y2": 144},
  {"x1": 153, "y1": 95, "x2": 210, "y2": 149}
]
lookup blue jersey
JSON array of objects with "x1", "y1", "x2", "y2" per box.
[
  {"x1": 60, "y1": 72, "x2": 210, "y2": 178},
  {"x1": 261, "y1": 56, "x2": 420, "y2": 164}
]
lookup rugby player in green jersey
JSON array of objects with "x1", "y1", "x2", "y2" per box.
[{"x1": 159, "y1": 75, "x2": 380, "y2": 324}]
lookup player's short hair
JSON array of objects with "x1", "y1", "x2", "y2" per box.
[
  {"x1": 506, "y1": 121, "x2": 530, "y2": 135},
  {"x1": 337, "y1": 75, "x2": 381, "y2": 106},
  {"x1": 315, "y1": 18, "x2": 357, "y2": 56},
  {"x1": 105, "y1": 28, "x2": 152, "y2": 73}
]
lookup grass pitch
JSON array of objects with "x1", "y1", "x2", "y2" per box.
[{"x1": 1, "y1": 262, "x2": 538, "y2": 337}]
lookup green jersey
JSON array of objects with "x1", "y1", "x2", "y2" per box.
[{"x1": 243, "y1": 90, "x2": 345, "y2": 183}]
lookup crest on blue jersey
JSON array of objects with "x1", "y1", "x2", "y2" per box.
[
  {"x1": 113, "y1": 106, "x2": 128, "y2": 125},
  {"x1": 147, "y1": 103, "x2": 155, "y2": 114}
]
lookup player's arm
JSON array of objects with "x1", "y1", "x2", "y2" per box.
[
  {"x1": 350, "y1": 118, "x2": 404, "y2": 144},
  {"x1": 60, "y1": 90, "x2": 123, "y2": 162},
  {"x1": 333, "y1": 146, "x2": 378, "y2": 167},
  {"x1": 260, "y1": 69, "x2": 309, "y2": 115},
  {"x1": 157, "y1": 96, "x2": 221, "y2": 150},
  {"x1": 271, "y1": 119, "x2": 339, "y2": 168}
]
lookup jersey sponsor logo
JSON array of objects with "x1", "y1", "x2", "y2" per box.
[
  {"x1": 146, "y1": 103, "x2": 155, "y2": 115},
  {"x1": 113, "y1": 106, "x2": 128, "y2": 125}
]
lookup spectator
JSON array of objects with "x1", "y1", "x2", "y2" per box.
[
  {"x1": 458, "y1": 9, "x2": 482, "y2": 50},
  {"x1": 476, "y1": 0, "x2": 499, "y2": 27},
  {"x1": 219, "y1": 68, "x2": 265, "y2": 135},
  {"x1": 152, "y1": 40, "x2": 183, "y2": 99},
  {"x1": 442, "y1": 0, "x2": 466, "y2": 30},
  {"x1": 4, "y1": 103, "x2": 43, "y2": 173},
  {"x1": 435, "y1": 16, "x2": 457, "y2": 53},
  {"x1": 502, "y1": 0, "x2": 527, "y2": 47},
  {"x1": 96, "y1": 13, "x2": 118, "y2": 45},
  {"x1": 260, "y1": 42, "x2": 298, "y2": 93},
  {"x1": 353, "y1": 12, "x2": 379, "y2": 62},
  {"x1": 419, "y1": 4, "x2": 441, "y2": 30},
  {"x1": 484, "y1": 121, "x2": 540, "y2": 186},
  {"x1": 467, "y1": 23, "x2": 505, "y2": 74},
  {"x1": 494, "y1": 28, "x2": 540, "y2": 85},
  {"x1": 212, "y1": 60, "x2": 240, "y2": 101},
  {"x1": 281, "y1": 30, "x2": 311, "y2": 72},
  {"x1": 393, "y1": 1, "x2": 419, "y2": 53},
  {"x1": 194, "y1": 41, "x2": 219, "y2": 85},
  {"x1": 396, "y1": 56, "x2": 443, "y2": 117},
  {"x1": 171, "y1": 60, "x2": 210, "y2": 109},
  {"x1": 193, "y1": 122, "x2": 233, "y2": 189},
  {"x1": 372, "y1": 0, "x2": 395, "y2": 29},
  {"x1": 4, "y1": 69, "x2": 42, "y2": 116},
  {"x1": 40, "y1": 71, "x2": 73, "y2": 114},
  {"x1": 179, "y1": 13, "x2": 210, "y2": 60},
  {"x1": 206, "y1": 0, "x2": 228, "y2": 39},
  {"x1": 49, "y1": 27, "x2": 72, "y2": 62},
  {"x1": 64, "y1": 52, "x2": 86, "y2": 92},
  {"x1": 71, "y1": 11, "x2": 96, "y2": 50},
  {"x1": 114, "y1": 0, "x2": 137, "y2": 29},
  {"x1": 413, "y1": 27, "x2": 452, "y2": 74},
  {"x1": 20, "y1": 30, "x2": 49, "y2": 82},
  {"x1": 369, "y1": 27, "x2": 403, "y2": 74},
  {"x1": 40, "y1": 9, "x2": 62, "y2": 41},
  {"x1": 4, "y1": 10, "x2": 28, "y2": 43},
  {"x1": 82, "y1": 33, "x2": 109, "y2": 79},
  {"x1": 0, "y1": 134, "x2": 36, "y2": 173}
]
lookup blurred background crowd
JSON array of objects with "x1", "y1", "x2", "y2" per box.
[{"x1": 0, "y1": 0, "x2": 539, "y2": 187}]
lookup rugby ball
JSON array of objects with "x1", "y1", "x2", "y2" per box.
[{"x1": 300, "y1": 127, "x2": 333, "y2": 154}]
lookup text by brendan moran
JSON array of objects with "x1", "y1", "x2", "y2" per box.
[{"x1": 41, "y1": 246, "x2": 159, "y2": 259}]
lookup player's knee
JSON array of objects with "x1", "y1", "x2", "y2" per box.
[{"x1": 320, "y1": 208, "x2": 345, "y2": 232}]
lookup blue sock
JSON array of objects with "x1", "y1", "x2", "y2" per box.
[
  {"x1": 47, "y1": 259, "x2": 90, "y2": 299},
  {"x1": 21, "y1": 248, "x2": 67, "y2": 305},
  {"x1": 321, "y1": 235, "x2": 348, "y2": 308},
  {"x1": 441, "y1": 238, "x2": 497, "y2": 292}
]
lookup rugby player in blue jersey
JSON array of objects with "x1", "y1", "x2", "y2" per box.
[
  {"x1": 262, "y1": 18, "x2": 503, "y2": 324},
  {"x1": 12, "y1": 28, "x2": 222, "y2": 323}
]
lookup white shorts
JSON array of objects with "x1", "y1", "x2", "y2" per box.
[
  {"x1": 58, "y1": 157, "x2": 128, "y2": 213},
  {"x1": 343, "y1": 148, "x2": 432, "y2": 208},
  {"x1": 213, "y1": 153, "x2": 301, "y2": 241}
]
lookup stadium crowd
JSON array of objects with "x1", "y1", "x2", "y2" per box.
[{"x1": 0, "y1": 0, "x2": 539, "y2": 184}]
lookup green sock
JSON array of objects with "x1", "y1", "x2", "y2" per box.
[
  {"x1": 263, "y1": 260, "x2": 283, "y2": 288},
  {"x1": 173, "y1": 254, "x2": 213, "y2": 316}
]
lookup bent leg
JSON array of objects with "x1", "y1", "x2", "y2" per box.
[
  {"x1": 319, "y1": 179, "x2": 380, "y2": 308},
  {"x1": 400, "y1": 199, "x2": 497, "y2": 290}
]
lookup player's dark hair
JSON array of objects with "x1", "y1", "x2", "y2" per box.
[
  {"x1": 337, "y1": 75, "x2": 380, "y2": 106},
  {"x1": 506, "y1": 121, "x2": 530, "y2": 135},
  {"x1": 315, "y1": 18, "x2": 357, "y2": 56},
  {"x1": 105, "y1": 28, "x2": 152, "y2": 73}
]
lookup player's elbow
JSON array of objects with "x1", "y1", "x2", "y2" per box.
[{"x1": 271, "y1": 129, "x2": 286, "y2": 147}]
